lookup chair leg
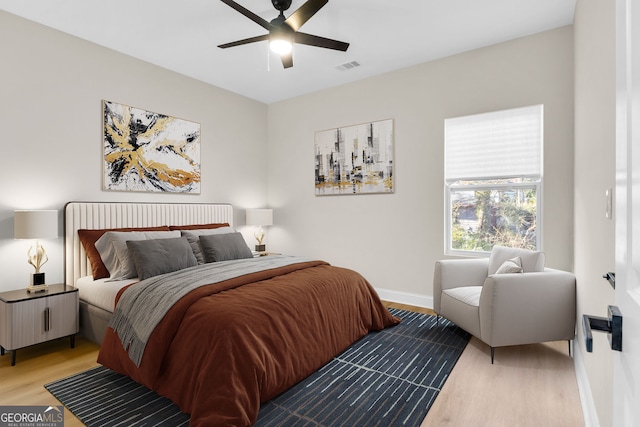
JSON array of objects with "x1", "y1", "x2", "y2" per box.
[
  {"x1": 490, "y1": 347, "x2": 495, "y2": 364},
  {"x1": 568, "y1": 340, "x2": 572, "y2": 357}
]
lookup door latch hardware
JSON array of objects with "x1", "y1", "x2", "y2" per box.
[
  {"x1": 603, "y1": 272, "x2": 615, "y2": 289},
  {"x1": 583, "y1": 305, "x2": 622, "y2": 352}
]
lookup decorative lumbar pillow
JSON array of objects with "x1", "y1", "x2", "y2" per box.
[
  {"x1": 78, "y1": 226, "x2": 170, "y2": 279},
  {"x1": 199, "y1": 232, "x2": 253, "y2": 263},
  {"x1": 95, "y1": 230, "x2": 180, "y2": 280},
  {"x1": 126, "y1": 237, "x2": 197, "y2": 280},
  {"x1": 495, "y1": 257, "x2": 524, "y2": 274},
  {"x1": 180, "y1": 227, "x2": 236, "y2": 264},
  {"x1": 488, "y1": 245, "x2": 545, "y2": 275}
]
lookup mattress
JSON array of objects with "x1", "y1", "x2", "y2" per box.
[{"x1": 75, "y1": 276, "x2": 137, "y2": 313}]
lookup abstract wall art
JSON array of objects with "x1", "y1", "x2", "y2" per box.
[
  {"x1": 315, "y1": 119, "x2": 394, "y2": 195},
  {"x1": 103, "y1": 100, "x2": 201, "y2": 193}
]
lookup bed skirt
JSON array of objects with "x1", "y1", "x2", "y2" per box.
[{"x1": 79, "y1": 301, "x2": 112, "y2": 345}]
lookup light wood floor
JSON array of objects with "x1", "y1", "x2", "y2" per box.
[
  {"x1": 0, "y1": 302, "x2": 584, "y2": 427},
  {"x1": 382, "y1": 302, "x2": 584, "y2": 427},
  {"x1": 0, "y1": 338, "x2": 99, "y2": 427}
]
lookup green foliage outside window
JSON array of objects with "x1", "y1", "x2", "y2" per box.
[{"x1": 451, "y1": 186, "x2": 537, "y2": 252}]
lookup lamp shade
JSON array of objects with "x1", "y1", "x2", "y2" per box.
[
  {"x1": 14, "y1": 210, "x2": 59, "y2": 240},
  {"x1": 246, "y1": 209, "x2": 273, "y2": 226}
]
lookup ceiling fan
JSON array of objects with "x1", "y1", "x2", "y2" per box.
[{"x1": 218, "y1": 0, "x2": 350, "y2": 69}]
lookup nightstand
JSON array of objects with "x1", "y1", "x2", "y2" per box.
[{"x1": 0, "y1": 284, "x2": 79, "y2": 366}]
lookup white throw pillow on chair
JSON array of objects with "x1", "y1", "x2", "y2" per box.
[
  {"x1": 495, "y1": 256, "x2": 524, "y2": 274},
  {"x1": 488, "y1": 245, "x2": 545, "y2": 275}
]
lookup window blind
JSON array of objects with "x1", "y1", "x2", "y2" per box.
[{"x1": 445, "y1": 104, "x2": 543, "y2": 182}]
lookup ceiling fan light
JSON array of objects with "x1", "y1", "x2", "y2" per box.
[{"x1": 270, "y1": 39, "x2": 293, "y2": 55}]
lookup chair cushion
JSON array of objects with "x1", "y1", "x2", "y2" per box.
[
  {"x1": 488, "y1": 245, "x2": 545, "y2": 275},
  {"x1": 442, "y1": 286, "x2": 483, "y2": 307},
  {"x1": 441, "y1": 286, "x2": 483, "y2": 337}
]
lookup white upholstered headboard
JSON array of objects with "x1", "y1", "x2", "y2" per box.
[{"x1": 64, "y1": 202, "x2": 233, "y2": 285}]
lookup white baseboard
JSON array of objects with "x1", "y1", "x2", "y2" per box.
[
  {"x1": 375, "y1": 288, "x2": 433, "y2": 309},
  {"x1": 573, "y1": 344, "x2": 601, "y2": 427}
]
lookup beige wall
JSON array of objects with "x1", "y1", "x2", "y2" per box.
[
  {"x1": 267, "y1": 27, "x2": 575, "y2": 305},
  {"x1": 0, "y1": 11, "x2": 268, "y2": 292},
  {"x1": 573, "y1": 0, "x2": 616, "y2": 425}
]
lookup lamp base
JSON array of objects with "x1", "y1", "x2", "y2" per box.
[
  {"x1": 255, "y1": 244, "x2": 266, "y2": 252},
  {"x1": 31, "y1": 272, "x2": 45, "y2": 286},
  {"x1": 27, "y1": 284, "x2": 48, "y2": 293},
  {"x1": 28, "y1": 273, "x2": 47, "y2": 293}
]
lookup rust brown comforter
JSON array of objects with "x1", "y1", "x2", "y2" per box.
[{"x1": 98, "y1": 260, "x2": 399, "y2": 426}]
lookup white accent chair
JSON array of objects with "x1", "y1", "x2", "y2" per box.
[{"x1": 433, "y1": 246, "x2": 576, "y2": 363}]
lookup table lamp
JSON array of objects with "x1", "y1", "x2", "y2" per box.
[
  {"x1": 246, "y1": 208, "x2": 273, "y2": 252},
  {"x1": 14, "y1": 210, "x2": 58, "y2": 293}
]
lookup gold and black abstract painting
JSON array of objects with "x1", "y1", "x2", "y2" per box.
[{"x1": 103, "y1": 100, "x2": 201, "y2": 193}]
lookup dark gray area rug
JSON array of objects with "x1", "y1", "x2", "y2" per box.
[{"x1": 45, "y1": 308, "x2": 469, "y2": 427}]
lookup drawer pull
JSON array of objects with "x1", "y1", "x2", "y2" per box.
[{"x1": 44, "y1": 307, "x2": 51, "y2": 332}]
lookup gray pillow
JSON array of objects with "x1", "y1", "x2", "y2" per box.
[
  {"x1": 180, "y1": 227, "x2": 235, "y2": 264},
  {"x1": 95, "y1": 230, "x2": 180, "y2": 279},
  {"x1": 199, "y1": 232, "x2": 253, "y2": 263},
  {"x1": 126, "y1": 237, "x2": 198, "y2": 280}
]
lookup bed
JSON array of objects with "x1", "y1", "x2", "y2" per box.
[
  {"x1": 65, "y1": 202, "x2": 237, "y2": 344},
  {"x1": 64, "y1": 201, "x2": 399, "y2": 426}
]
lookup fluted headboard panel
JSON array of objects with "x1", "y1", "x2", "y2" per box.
[{"x1": 64, "y1": 202, "x2": 233, "y2": 285}]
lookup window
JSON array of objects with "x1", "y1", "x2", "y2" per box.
[{"x1": 445, "y1": 105, "x2": 543, "y2": 255}]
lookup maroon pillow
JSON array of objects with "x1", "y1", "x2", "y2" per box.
[
  {"x1": 78, "y1": 226, "x2": 170, "y2": 280},
  {"x1": 168, "y1": 223, "x2": 229, "y2": 231}
]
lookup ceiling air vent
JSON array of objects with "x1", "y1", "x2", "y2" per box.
[{"x1": 336, "y1": 61, "x2": 361, "y2": 71}]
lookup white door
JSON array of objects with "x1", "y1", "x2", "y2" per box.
[{"x1": 614, "y1": 0, "x2": 640, "y2": 425}]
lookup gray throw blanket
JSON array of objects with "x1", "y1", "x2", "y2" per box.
[{"x1": 109, "y1": 255, "x2": 312, "y2": 366}]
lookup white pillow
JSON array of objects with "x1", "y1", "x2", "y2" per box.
[
  {"x1": 488, "y1": 245, "x2": 545, "y2": 275},
  {"x1": 180, "y1": 227, "x2": 236, "y2": 264},
  {"x1": 95, "y1": 230, "x2": 180, "y2": 279},
  {"x1": 495, "y1": 257, "x2": 523, "y2": 274}
]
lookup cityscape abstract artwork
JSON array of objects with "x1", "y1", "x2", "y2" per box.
[
  {"x1": 103, "y1": 100, "x2": 201, "y2": 193},
  {"x1": 315, "y1": 119, "x2": 394, "y2": 195}
]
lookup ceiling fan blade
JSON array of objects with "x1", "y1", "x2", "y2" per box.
[
  {"x1": 285, "y1": 0, "x2": 328, "y2": 32},
  {"x1": 218, "y1": 34, "x2": 269, "y2": 49},
  {"x1": 294, "y1": 32, "x2": 349, "y2": 51},
  {"x1": 219, "y1": 0, "x2": 273, "y2": 31},
  {"x1": 281, "y1": 52, "x2": 293, "y2": 69}
]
